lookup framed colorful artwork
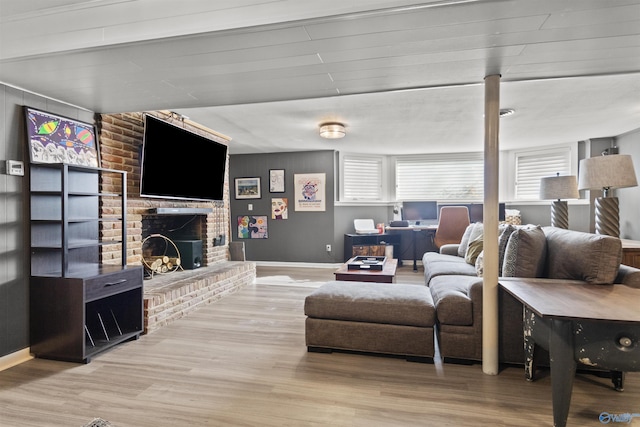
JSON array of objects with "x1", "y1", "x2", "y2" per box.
[
  {"x1": 234, "y1": 177, "x2": 261, "y2": 199},
  {"x1": 237, "y1": 215, "x2": 268, "y2": 239},
  {"x1": 294, "y1": 173, "x2": 326, "y2": 211},
  {"x1": 271, "y1": 198, "x2": 288, "y2": 219},
  {"x1": 269, "y1": 169, "x2": 285, "y2": 193},
  {"x1": 24, "y1": 107, "x2": 100, "y2": 167}
]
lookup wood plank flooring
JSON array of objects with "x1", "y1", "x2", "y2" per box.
[{"x1": 1, "y1": 265, "x2": 638, "y2": 426}]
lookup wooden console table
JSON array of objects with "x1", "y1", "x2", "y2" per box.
[{"x1": 500, "y1": 279, "x2": 640, "y2": 427}]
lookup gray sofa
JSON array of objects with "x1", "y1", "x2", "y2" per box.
[{"x1": 422, "y1": 225, "x2": 640, "y2": 365}]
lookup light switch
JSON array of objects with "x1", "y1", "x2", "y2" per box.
[{"x1": 248, "y1": 204, "x2": 253, "y2": 211}]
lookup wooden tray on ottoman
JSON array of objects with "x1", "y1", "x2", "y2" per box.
[{"x1": 347, "y1": 256, "x2": 386, "y2": 270}]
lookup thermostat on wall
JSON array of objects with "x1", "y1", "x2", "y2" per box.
[{"x1": 6, "y1": 160, "x2": 24, "y2": 176}]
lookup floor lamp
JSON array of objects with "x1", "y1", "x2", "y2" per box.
[
  {"x1": 578, "y1": 154, "x2": 638, "y2": 237},
  {"x1": 539, "y1": 173, "x2": 579, "y2": 229}
]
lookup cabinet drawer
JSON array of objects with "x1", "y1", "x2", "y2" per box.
[{"x1": 85, "y1": 267, "x2": 142, "y2": 301}]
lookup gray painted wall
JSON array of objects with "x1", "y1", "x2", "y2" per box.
[
  {"x1": 229, "y1": 151, "x2": 337, "y2": 263},
  {"x1": 618, "y1": 128, "x2": 640, "y2": 240}
]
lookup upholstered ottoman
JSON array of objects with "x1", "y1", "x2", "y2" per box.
[{"x1": 304, "y1": 280, "x2": 436, "y2": 361}]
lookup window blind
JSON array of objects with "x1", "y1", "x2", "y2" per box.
[
  {"x1": 515, "y1": 148, "x2": 572, "y2": 200},
  {"x1": 395, "y1": 153, "x2": 484, "y2": 200},
  {"x1": 342, "y1": 155, "x2": 383, "y2": 201}
]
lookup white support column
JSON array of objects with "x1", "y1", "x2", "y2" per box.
[{"x1": 483, "y1": 74, "x2": 500, "y2": 375}]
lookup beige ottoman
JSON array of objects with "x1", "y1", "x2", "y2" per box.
[{"x1": 304, "y1": 280, "x2": 436, "y2": 362}]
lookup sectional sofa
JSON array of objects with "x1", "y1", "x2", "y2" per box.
[{"x1": 423, "y1": 224, "x2": 640, "y2": 365}]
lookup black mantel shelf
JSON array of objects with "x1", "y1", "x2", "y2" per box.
[{"x1": 148, "y1": 207, "x2": 213, "y2": 215}]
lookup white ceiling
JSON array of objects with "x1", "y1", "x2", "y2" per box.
[{"x1": 1, "y1": 0, "x2": 639, "y2": 155}]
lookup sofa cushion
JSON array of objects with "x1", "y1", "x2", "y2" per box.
[
  {"x1": 423, "y1": 252, "x2": 478, "y2": 283},
  {"x1": 304, "y1": 281, "x2": 435, "y2": 327},
  {"x1": 429, "y1": 275, "x2": 482, "y2": 325},
  {"x1": 502, "y1": 225, "x2": 547, "y2": 278},
  {"x1": 543, "y1": 227, "x2": 622, "y2": 284}
]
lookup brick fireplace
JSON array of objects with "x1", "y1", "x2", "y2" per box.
[
  {"x1": 96, "y1": 111, "x2": 231, "y2": 270},
  {"x1": 96, "y1": 111, "x2": 255, "y2": 333}
]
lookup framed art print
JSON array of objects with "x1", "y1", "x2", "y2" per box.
[
  {"x1": 25, "y1": 107, "x2": 100, "y2": 167},
  {"x1": 269, "y1": 169, "x2": 285, "y2": 193},
  {"x1": 234, "y1": 177, "x2": 261, "y2": 199},
  {"x1": 294, "y1": 173, "x2": 326, "y2": 211}
]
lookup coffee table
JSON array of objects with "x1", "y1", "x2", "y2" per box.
[{"x1": 334, "y1": 257, "x2": 398, "y2": 283}]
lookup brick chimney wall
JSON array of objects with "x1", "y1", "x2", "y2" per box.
[{"x1": 95, "y1": 111, "x2": 231, "y2": 267}]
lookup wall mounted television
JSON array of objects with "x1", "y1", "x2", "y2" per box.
[{"x1": 140, "y1": 114, "x2": 228, "y2": 201}]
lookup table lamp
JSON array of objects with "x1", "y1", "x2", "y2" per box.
[
  {"x1": 539, "y1": 173, "x2": 579, "y2": 229},
  {"x1": 578, "y1": 153, "x2": 638, "y2": 237}
]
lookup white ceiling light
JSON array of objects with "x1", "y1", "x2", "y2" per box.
[{"x1": 319, "y1": 123, "x2": 346, "y2": 139}]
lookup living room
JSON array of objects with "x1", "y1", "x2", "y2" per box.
[{"x1": 1, "y1": 2, "x2": 640, "y2": 426}]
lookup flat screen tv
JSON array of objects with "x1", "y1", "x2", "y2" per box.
[{"x1": 140, "y1": 115, "x2": 228, "y2": 201}]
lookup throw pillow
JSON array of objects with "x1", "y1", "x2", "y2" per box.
[
  {"x1": 502, "y1": 225, "x2": 547, "y2": 278},
  {"x1": 475, "y1": 250, "x2": 484, "y2": 277},
  {"x1": 497, "y1": 224, "x2": 515, "y2": 276},
  {"x1": 457, "y1": 223, "x2": 477, "y2": 258},
  {"x1": 465, "y1": 234, "x2": 484, "y2": 265}
]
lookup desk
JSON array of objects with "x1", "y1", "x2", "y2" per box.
[
  {"x1": 386, "y1": 225, "x2": 437, "y2": 271},
  {"x1": 500, "y1": 279, "x2": 640, "y2": 427}
]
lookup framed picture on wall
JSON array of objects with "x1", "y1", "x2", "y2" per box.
[
  {"x1": 269, "y1": 169, "x2": 285, "y2": 193},
  {"x1": 234, "y1": 177, "x2": 261, "y2": 199},
  {"x1": 294, "y1": 173, "x2": 326, "y2": 211},
  {"x1": 24, "y1": 106, "x2": 100, "y2": 167}
]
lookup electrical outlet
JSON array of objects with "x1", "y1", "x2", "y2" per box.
[{"x1": 326, "y1": 244, "x2": 332, "y2": 252}]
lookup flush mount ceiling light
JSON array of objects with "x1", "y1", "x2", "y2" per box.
[{"x1": 319, "y1": 122, "x2": 346, "y2": 139}]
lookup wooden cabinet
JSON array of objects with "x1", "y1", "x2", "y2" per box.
[
  {"x1": 352, "y1": 244, "x2": 386, "y2": 257},
  {"x1": 621, "y1": 239, "x2": 640, "y2": 269},
  {"x1": 343, "y1": 233, "x2": 401, "y2": 262},
  {"x1": 29, "y1": 163, "x2": 142, "y2": 363}
]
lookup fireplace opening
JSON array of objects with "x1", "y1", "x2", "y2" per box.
[{"x1": 142, "y1": 214, "x2": 206, "y2": 274}]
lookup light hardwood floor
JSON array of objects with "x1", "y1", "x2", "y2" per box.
[{"x1": 1, "y1": 265, "x2": 638, "y2": 426}]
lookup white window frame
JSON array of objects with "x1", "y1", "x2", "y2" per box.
[
  {"x1": 338, "y1": 153, "x2": 388, "y2": 202},
  {"x1": 511, "y1": 144, "x2": 577, "y2": 201}
]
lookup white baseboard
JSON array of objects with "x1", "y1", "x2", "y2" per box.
[
  {"x1": 255, "y1": 261, "x2": 342, "y2": 269},
  {"x1": 0, "y1": 348, "x2": 32, "y2": 371}
]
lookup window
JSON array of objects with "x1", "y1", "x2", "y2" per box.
[
  {"x1": 514, "y1": 147, "x2": 573, "y2": 200},
  {"x1": 340, "y1": 154, "x2": 384, "y2": 201},
  {"x1": 395, "y1": 153, "x2": 484, "y2": 201}
]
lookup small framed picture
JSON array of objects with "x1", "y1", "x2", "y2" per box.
[
  {"x1": 269, "y1": 169, "x2": 285, "y2": 193},
  {"x1": 235, "y1": 177, "x2": 261, "y2": 199}
]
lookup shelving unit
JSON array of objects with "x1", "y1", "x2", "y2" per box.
[{"x1": 29, "y1": 163, "x2": 143, "y2": 363}]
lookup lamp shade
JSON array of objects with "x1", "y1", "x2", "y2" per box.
[
  {"x1": 539, "y1": 175, "x2": 579, "y2": 200},
  {"x1": 578, "y1": 154, "x2": 638, "y2": 191}
]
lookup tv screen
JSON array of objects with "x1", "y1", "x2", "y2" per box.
[
  {"x1": 140, "y1": 115, "x2": 228, "y2": 201},
  {"x1": 402, "y1": 201, "x2": 438, "y2": 222}
]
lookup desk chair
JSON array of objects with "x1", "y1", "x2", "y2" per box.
[{"x1": 434, "y1": 206, "x2": 470, "y2": 249}]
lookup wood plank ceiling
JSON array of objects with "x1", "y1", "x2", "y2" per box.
[{"x1": 1, "y1": 0, "x2": 639, "y2": 154}]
